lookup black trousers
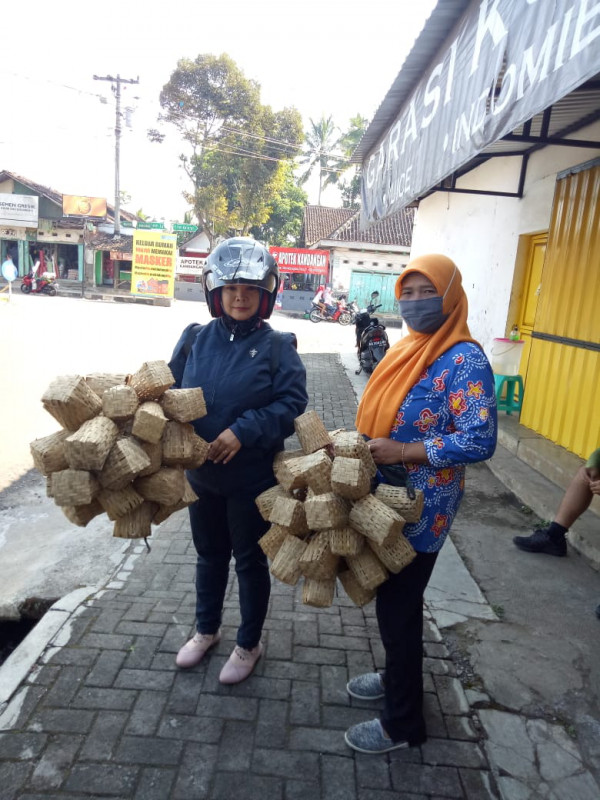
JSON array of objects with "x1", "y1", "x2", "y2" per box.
[
  {"x1": 188, "y1": 488, "x2": 271, "y2": 649},
  {"x1": 376, "y1": 551, "x2": 439, "y2": 744}
]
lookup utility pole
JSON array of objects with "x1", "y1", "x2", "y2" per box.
[{"x1": 93, "y1": 73, "x2": 139, "y2": 236}]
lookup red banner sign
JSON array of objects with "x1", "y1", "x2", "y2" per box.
[{"x1": 270, "y1": 247, "x2": 329, "y2": 276}]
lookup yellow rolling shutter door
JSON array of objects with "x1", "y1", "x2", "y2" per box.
[{"x1": 520, "y1": 160, "x2": 600, "y2": 458}]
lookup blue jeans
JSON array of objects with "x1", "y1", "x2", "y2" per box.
[
  {"x1": 188, "y1": 488, "x2": 271, "y2": 649},
  {"x1": 376, "y1": 551, "x2": 439, "y2": 744}
]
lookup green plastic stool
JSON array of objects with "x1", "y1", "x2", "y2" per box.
[{"x1": 494, "y1": 374, "x2": 524, "y2": 415}]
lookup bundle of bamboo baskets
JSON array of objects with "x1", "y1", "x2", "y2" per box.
[
  {"x1": 256, "y1": 410, "x2": 425, "y2": 609},
  {"x1": 30, "y1": 361, "x2": 209, "y2": 541}
]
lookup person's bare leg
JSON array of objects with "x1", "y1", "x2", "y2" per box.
[{"x1": 555, "y1": 467, "x2": 594, "y2": 528}]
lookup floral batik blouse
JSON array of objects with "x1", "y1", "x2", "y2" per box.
[{"x1": 383, "y1": 342, "x2": 497, "y2": 553}]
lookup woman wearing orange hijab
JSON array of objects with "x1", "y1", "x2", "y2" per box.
[{"x1": 345, "y1": 254, "x2": 497, "y2": 754}]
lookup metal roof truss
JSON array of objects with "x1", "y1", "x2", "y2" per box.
[{"x1": 428, "y1": 80, "x2": 600, "y2": 201}]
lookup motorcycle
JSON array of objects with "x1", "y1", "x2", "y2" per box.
[
  {"x1": 21, "y1": 271, "x2": 58, "y2": 296},
  {"x1": 308, "y1": 300, "x2": 352, "y2": 325},
  {"x1": 346, "y1": 299, "x2": 360, "y2": 324},
  {"x1": 354, "y1": 299, "x2": 390, "y2": 374}
]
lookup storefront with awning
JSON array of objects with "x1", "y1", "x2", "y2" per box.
[
  {"x1": 269, "y1": 246, "x2": 330, "y2": 312},
  {"x1": 354, "y1": 0, "x2": 600, "y2": 460}
]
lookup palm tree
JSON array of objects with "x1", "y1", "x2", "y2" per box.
[
  {"x1": 298, "y1": 116, "x2": 340, "y2": 205},
  {"x1": 325, "y1": 115, "x2": 368, "y2": 208}
]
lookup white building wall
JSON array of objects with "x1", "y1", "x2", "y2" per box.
[{"x1": 410, "y1": 120, "x2": 600, "y2": 358}]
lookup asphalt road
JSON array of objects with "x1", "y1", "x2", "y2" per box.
[{"x1": 0, "y1": 293, "x2": 403, "y2": 492}]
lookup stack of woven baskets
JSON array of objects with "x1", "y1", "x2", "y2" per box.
[
  {"x1": 30, "y1": 361, "x2": 208, "y2": 541},
  {"x1": 256, "y1": 410, "x2": 424, "y2": 609}
]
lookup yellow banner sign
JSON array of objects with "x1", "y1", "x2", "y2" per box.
[
  {"x1": 131, "y1": 231, "x2": 176, "y2": 298},
  {"x1": 63, "y1": 195, "x2": 107, "y2": 218}
]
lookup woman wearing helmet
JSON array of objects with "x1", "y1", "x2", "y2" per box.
[{"x1": 169, "y1": 238, "x2": 308, "y2": 684}]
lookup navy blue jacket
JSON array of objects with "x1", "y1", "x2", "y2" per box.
[{"x1": 169, "y1": 318, "x2": 308, "y2": 497}]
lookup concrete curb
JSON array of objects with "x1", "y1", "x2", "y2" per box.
[{"x1": 0, "y1": 586, "x2": 98, "y2": 713}]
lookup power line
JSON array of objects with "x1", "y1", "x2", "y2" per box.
[{"x1": 158, "y1": 106, "x2": 351, "y2": 160}]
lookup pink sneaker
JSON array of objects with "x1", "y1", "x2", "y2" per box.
[
  {"x1": 175, "y1": 630, "x2": 221, "y2": 668},
  {"x1": 219, "y1": 643, "x2": 263, "y2": 684}
]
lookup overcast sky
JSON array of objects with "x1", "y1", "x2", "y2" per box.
[{"x1": 2, "y1": 0, "x2": 436, "y2": 221}]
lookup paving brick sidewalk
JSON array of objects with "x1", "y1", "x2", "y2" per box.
[{"x1": 0, "y1": 354, "x2": 498, "y2": 799}]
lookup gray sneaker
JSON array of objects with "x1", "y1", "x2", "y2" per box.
[
  {"x1": 347, "y1": 672, "x2": 385, "y2": 700},
  {"x1": 344, "y1": 718, "x2": 409, "y2": 754}
]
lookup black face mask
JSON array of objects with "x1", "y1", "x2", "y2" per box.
[{"x1": 398, "y1": 296, "x2": 448, "y2": 333}]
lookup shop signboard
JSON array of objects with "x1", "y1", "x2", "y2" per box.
[
  {"x1": 0, "y1": 194, "x2": 38, "y2": 227},
  {"x1": 63, "y1": 195, "x2": 107, "y2": 218},
  {"x1": 0, "y1": 227, "x2": 26, "y2": 240},
  {"x1": 110, "y1": 251, "x2": 132, "y2": 261},
  {"x1": 176, "y1": 256, "x2": 206, "y2": 276},
  {"x1": 131, "y1": 231, "x2": 176, "y2": 298},
  {"x1": 361, "y1": 0, "x2": 600, "y2": 224},
  {"x1": 269, "y1": 247, "x2": 329, "y2": 276}
]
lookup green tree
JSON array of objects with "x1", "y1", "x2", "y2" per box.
[
  {"x1": 153, "y1": 53, "x2": 302, "y2": 245},
  {"x1": 298, "y1": 115, "x2": 340, "y2": 205},
  {"x1": 250, "y1": 163, "x2": 308, "y2": 246}
]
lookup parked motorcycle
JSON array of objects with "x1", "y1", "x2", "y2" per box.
[
  {"x1": 309, "y1": 300, "x2": 352, "y2": 325},
  {"x1": 355, "y1": 299, "x2": 390, "y2": 374},
  {"x1": 21, "y1": 271, "x2": 58, "y2": 296},
  {"x1": 346, "y1": 299, "x2": 360, "y2": 324}
]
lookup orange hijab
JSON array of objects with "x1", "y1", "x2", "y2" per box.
[{"x1": 355, "y1": 254, "x2": 478, "y2": 438}]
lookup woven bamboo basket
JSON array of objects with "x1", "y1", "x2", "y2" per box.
[
  {"x1": 346, "y1": 548, "x2": 389, "y2": 591},
  {"x1": 332, "y1": 431, "x2": 377, "y2": 478},
  {"x1": 299, "y1": 531, "x2": 339, "y2": 580},
  {"x1": 84, "y1": 372, "x2": 127, "y2": 398},
  {"x1": 113, "y1": 501, "x2": 156, "y2": 539},
  {"x1": 97, "y1": 485, "x2": 145, "y2": 521},
  {"x1": 51, "y1": 469, "x2": 100, "y2": 507},
  {"x1": 46, "y1": 476, "x2": 53, "y2": 498},
  {"x1": 258, "y1": 523, "x2": 289, "y2": 560},
  {"x1": 64, "y1": 417, "x2": 119, "y2": 471},
  {"x1": 102, "y1": 385, "x2": 139, "y2": 421},
  {"x1": 300, "y1": 450, "x2": 333, "y2": 495},
  {"x1": 127, "y1": 361, "x2": 174, "y2": 401},
  {"x1": 269, "y1": 535, "x2": 308, "y2": 585},
  {"x1": 160, "y1": 387, "x2": 207, "y2": 423},
  {"x1": 255, "y1": 484, "x2": 289, "y2": 521},
  {"x1": 162, "y1": 421, "x2": 198, "y2": 466},
  {"x1": 329, "y1": 526, "x2": 365, "y2": 556},
  {"x1": 41, "y1": 375, "x2": 103, "y2": 431},
  {"x1": 374, "y1": 485, "x2": 424, "y2": 523},
  {"x1": 61, "y1": 499, "x2": 104, "y2": 527},
  {"x1": 118, "y1": 419, "x2": 134, "y2": 437},
  {"x1": 30, "y1": 429, "x2": 71, "y2": 475},
  {"x1": 153, "y1": 477, "x2": 198, "y2": 524},
  {"x1": 183, "y1": 434, "x2": 210, "y2": 469},
  {"x1": 273, "y1": 448, "x2": 304, "y2": 469},
  {"x1": 368, "y1": 530, "x2": 416, "y2": 574},
  {"x1": 338, "y1": 569, "x2": 376, "y2": 607},
  {"x1": 131, "y1": 401, "x2": 168, "y2": 444},
  {"x1": 294, "y1": 410, "x2": 332, "y2": 454},
  {"x1": 268, "y1": 496, "x2": 309, "y2": 535},
  {"x1": 136, "y1": 440, "x2": 162, "y2": 477},
  {"x1": 135, "y1": 466, "x2": 185, "y2": 506},
  {"x1": 330, "y1": 456, "x2": 371, "y2": 500},
  {"x1": 98, "y1": 438, "x2": 152, "y2": 491},
  {"x1": 349, "y1": 494, "x2": 405, "y2": 546},
  {"x1": 303, "y1": 577, "x2": 336, "y2": 608},
  {"x1": 304, "y1": 492, "x2": 349, "y2": 531},
  {"x1": 274, "y1": 455, "x2": 308, "y2": 492}
]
